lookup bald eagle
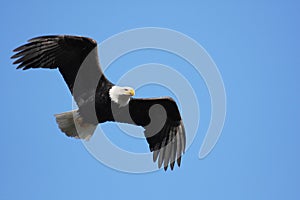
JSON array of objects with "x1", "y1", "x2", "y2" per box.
[{"x1": 11, "y1": 35, "x2": 186, "y2": 170}]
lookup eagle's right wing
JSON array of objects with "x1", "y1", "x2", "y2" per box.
[{"x1": 11, "y1": 35, "x2": 103, "y2": 99}]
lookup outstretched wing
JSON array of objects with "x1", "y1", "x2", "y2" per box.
[
  {"x1": 128, "y1": 98, "x2": 186, "y2": 170},
  {"x1": 11, "y1": 35, "x2": 102, "y2": 95}
]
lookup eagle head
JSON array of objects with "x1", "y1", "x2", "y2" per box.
[{"x1": 109, "y1": 86, "x2": 135, "y2": 107}]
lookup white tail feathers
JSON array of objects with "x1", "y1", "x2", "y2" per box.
[{"x1": 54, "y1": 110, "x2": 97, "y2": 140}]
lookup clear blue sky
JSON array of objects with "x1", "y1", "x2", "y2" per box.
[{"x1": 1, "y1": 0, "x2": 300, "y2": 199}]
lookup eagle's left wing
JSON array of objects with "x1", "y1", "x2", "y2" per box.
[{"x1": 127, "y1": 98, "x2": 186, "y2": 170}]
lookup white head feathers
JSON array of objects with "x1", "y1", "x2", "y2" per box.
[{"x1": 109, "y1": 86, "x2": 135, "y2": 107}]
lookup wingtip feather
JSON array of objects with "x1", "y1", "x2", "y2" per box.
[
  {"x1": 177, "y1": 156, "x2": 182, "y2": 167},
  {"x1": 170, "y1": 162, "x2": 175, "y2": 170},
  {"x1": 164, "y1": 165, "x2": 168, "y2": 171}
]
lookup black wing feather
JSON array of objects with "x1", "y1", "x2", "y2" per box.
[
  {"x1": 11, "y1": 35, "x2": 99, "y2": 92},
  {"x1": 128, "y1": 97, "x2": 186, "y2": 170}
]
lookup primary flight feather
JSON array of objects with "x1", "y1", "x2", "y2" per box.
[{"x1": 12, "y1": 35, "x2": 186, "y2": 170}]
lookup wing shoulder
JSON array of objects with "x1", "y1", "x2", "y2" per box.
[{"x1": 129, "y1": 97, "x2": 181, "y2": 122}]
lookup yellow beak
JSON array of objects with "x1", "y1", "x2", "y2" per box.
[{"x1": 129, "y1": 89, "x2": 135, "y2": 96}]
